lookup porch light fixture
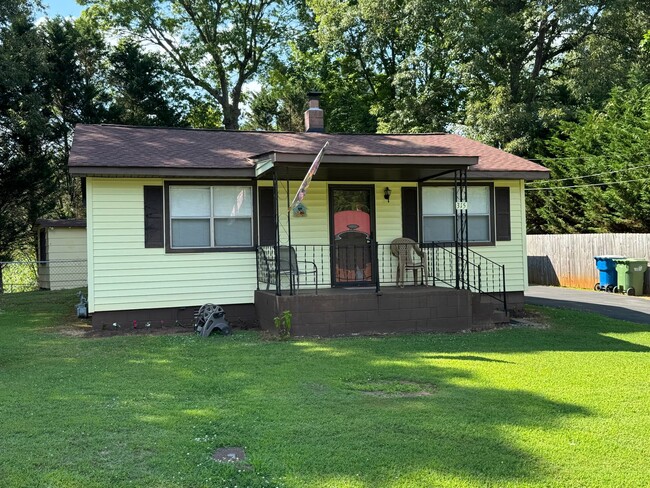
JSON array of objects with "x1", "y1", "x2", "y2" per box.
[{"x1": 384, "y1": 187, "x2": 392, "y2": 202}]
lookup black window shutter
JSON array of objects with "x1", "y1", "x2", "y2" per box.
[
  {"x1": 38, "y1": 228, "x2": 47, "y2": 261},
  {"x1": 81, "y1": 177, "x2": 87, "y2": 207},
  {"x1": 401, "y1": 187, "x2": 419, "y2": 241},
  {"x1": 258, "y1": 187, "x2": 277, "y2": 246},
  {"x1": 144, "y1": 186, "x2": 164, "y2": 248},
  {"x1": 495, "y1": 187, "x2": 511, "y2": 241}
]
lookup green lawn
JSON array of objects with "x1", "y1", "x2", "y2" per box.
[{"x1": 1, "y1": 291, "x2": 650, "y2": 487}]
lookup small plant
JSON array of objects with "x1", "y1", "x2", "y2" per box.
[{"x1": 273, "y1": 310, "x2": 292, "y2": 339}]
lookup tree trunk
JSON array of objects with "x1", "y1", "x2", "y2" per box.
[
  {"x1": 0, "y1": 264, "x2": 4, "y2": 294},
  {"x1": 221, "y1": 103, "x2": 240, "y2": 130}
]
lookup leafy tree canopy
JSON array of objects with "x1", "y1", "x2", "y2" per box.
[
  {"x1": 1, "y1": 5, "x2": 198, "y2": 265},
  {"x1": 528, "y1": 82, "x2": 650, "y2": 233},
  {"x1": 107, "y1": 39, "x2": 189, "y2": 127},
  {"x1": 0, "y1": 3, "x2": 57, "y2": 263},
  {"x1": 82, "y1": 0, "x2": 295, "y2": 129},
  {"x1": 250, "y1": 0, "x2": 648, "y2": 152}
]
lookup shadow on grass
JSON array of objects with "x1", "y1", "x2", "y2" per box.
[
  {"x1": 234, "y1": 346, "x2": 589, "y2": 486},
  {"x1": 93, "y1": 337, "x2": 592, "y2": 487},
  {"x1": 5, "y1": 327, "x2": 591, "y2": 487},
  {"x1": 423, "y1": 354, "x2": 515, "y2": 363}
]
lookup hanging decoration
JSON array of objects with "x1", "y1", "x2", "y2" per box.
[{"x1": 293, "y1": 203, "x2": 307, "y2": 217}]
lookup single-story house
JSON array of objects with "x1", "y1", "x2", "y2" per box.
[
  {"x1": 36, "y1": 219, "x2": 88, "y2": 290},
  {"x1": 68, "y1": 93, "x2": 549, "y2": 335}
]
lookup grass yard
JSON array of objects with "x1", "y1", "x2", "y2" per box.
[{"x1": 1, "y1": 291, "x2": 650, "y2": 487}]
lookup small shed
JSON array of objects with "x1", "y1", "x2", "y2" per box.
[{"x1": 36, "y1": 219, "x2": 87, "y2": 290}]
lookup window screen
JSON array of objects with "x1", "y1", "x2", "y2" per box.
[
  {"x1": 422, "y1": 185, "x2": 492, "y2": 243},
  {"x1": 169, "y1": 185, "x2": 253, "y2": 249}
]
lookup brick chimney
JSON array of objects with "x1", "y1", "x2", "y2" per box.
[{"x1": 304, "y1": 91, "x2": 324, "y2": 132}]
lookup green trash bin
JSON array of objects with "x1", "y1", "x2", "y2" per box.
[{"x1": 613, "y1": 258, "x2": 648, "y2": 296}]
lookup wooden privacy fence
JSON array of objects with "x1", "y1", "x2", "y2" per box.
[{"x1": 527, "y1": 234, "x2": 650, "y2": 292}]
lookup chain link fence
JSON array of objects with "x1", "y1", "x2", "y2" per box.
[{"x1": 0, "y1": 260, "x2": 87, "y2": 293}]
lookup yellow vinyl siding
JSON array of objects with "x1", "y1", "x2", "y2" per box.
[
  {"x1": 261, "y1": 180, "x2": 417, "y2": 245},
  {"x1": 468, "y1": 180, "x2": 525, "y2": 292},
  {"x1": 47, "y1": 227, "x2": 87, "y2": 260},
  {"x1": 38, "y1": 227, "x2": 87, "y2": 290},
  {"x1": 87, "y1": 176, "x2": 95, "y2": 308},
  {"x1": 87, "y1": 178, "x2": 256, "y2": 313}
]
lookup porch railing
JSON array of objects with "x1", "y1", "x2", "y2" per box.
[{"x1": 256, "y1": 242, "x2": 507, "y2": 311}]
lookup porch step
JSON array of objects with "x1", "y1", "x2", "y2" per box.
[{"x1": 471, "y1": 293, "x2": 509, "y2": 327}]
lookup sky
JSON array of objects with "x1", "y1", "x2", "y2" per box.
[{"x1": 44, "y1": 0, "x2": 85, "y2": 18}]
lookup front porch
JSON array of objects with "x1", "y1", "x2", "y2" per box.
[
  {"x1": 253, "y1": 154, "x2": 516, "y2": 336},
  {"x1": 254, "y1": 242, "x2": 511, "y2": 336}
]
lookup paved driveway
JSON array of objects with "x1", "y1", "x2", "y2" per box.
[{"x1": 525, "y1": 285, "x2": 650, "y2": 324}]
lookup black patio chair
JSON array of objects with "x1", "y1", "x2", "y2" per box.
[
  {"x1": 258, "y1": 246, "x2": 275, "y2": 291},
  {"x1": 278, "y1": 245, "x2": 318, "y2": 295}
]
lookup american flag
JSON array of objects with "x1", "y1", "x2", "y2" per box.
[{"x1": 289, "y1": 141, "x2": 329, "y2": 210}]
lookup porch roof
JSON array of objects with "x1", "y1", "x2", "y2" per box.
[
  {"x1": 68, "y1": 124, "x2": 549, "y2": 180},
  {"x1": 255, "y1": 152, "x2": 478, "y2": 181}
]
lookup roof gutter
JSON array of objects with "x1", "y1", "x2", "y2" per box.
[
  {"x1": 467, "y1": 170, "x2": 550, "y2": 181},
  {"x1": 265, "y1": 153, "x2": 479, "y2": 166},
  {"x1": 68, "y1": 166, "x2": 256, "y2": 178}
]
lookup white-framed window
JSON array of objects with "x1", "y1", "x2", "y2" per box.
[
  {"x1": 169, "y1": 185, "x2": 253, "y2": 249},
  {"x1": 422, "y1": 185, "x2": 492, "y2": 243}
]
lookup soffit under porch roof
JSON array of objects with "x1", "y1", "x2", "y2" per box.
[{"x1": 254, "y1": 152, "x2": 478, "y2": 182}]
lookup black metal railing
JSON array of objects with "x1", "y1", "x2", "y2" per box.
[
  {"x1": 423, "y1": 243, "x2": 507, "y2": 310},
  {"x1": 256, "y1": 242, "x2": 507, "y2": 311},
  {"x1": 465, "y1": 248, "x2": 508, "y2": 310}
]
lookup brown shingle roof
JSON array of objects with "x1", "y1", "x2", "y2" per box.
[
  {"x1": 68, "y1": 124, "x2": 548, "y2": 176},
  {"x1": 36, "y1": 219, "x2": 86, "y2": 228}
]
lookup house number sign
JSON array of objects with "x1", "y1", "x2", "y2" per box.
[{"x1": 455, "y1": 201, "x2": 468, "y2": 211}]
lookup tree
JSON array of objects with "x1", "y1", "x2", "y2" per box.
[
  {"x1": 41, "y1": 16, "x2": 199, "y2": 218},
  {"x1": 459, "y1": 0, "x2": 650, "y2": 156},
  {"x1": 41, "y1": 15, "x2": 110, "y2": 217},
  {"x1": 562, "y1": 4, "x2": 650, "y2": 110},
  {"x1": 245, "y1": 44, "x2": 378, "y2": 133},
  {"x1": 307, "y1": 0, "x2": 460, "y2": 133},
  {"x1": 0, "y1": 4, "x2": 57, "y2": 289},
  {"x1": 528, "y1": 83, "x2": 650, "y2": 233},
  {"x1": 106, "y1": 39, "x2": 188, "y2": 127},
  {"x1": 84, "y1": 0, "x2": 294, "y2": 129}
]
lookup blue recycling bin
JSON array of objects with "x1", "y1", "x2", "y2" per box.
[{"x1": 594, "y1": 255, "x2": 626, "y2": 292}]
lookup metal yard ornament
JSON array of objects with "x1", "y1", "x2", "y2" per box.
[{"x1": 289, "y1": 141, "x2": 329, "y2": 211}]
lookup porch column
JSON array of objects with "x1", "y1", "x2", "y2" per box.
[
  {"x1": 454, "y1": 169, "x2": 469, "y2": 289},
  {"x1": 273, "y1": 170, "x2": 281, "y2": 296},
  {"x1": 286, "y1": 171, "x2": 295, "y2": 296}
]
